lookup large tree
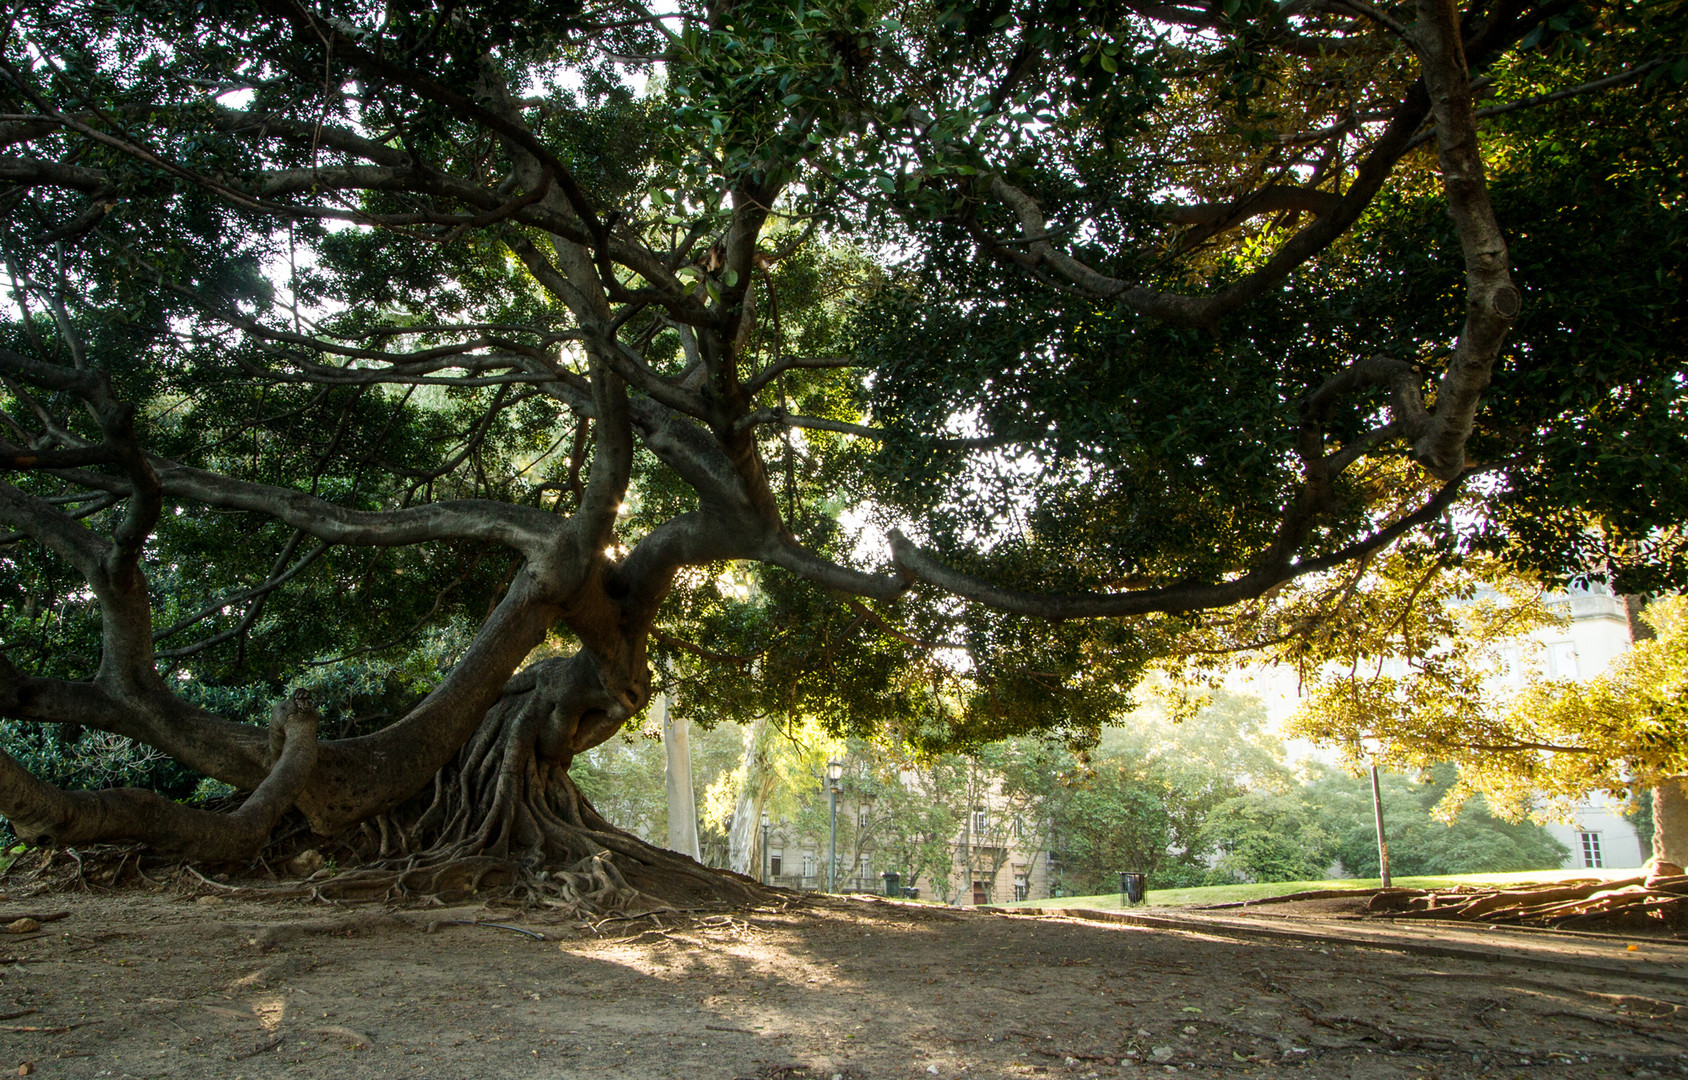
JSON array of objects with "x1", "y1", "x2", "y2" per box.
[{"x1": 0, "y1": 0, "x2": 1680, "y2": 903}]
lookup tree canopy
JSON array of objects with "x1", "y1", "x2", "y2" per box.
[{"x1": 0, "y1": 0, "x2": 1682, "y2": 895}]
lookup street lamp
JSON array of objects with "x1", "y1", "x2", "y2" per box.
[
  {"x1": 761, "y1": 811, "x2": 771, "y2": 886},
  {"x1": 826, "y1": 759, "x2": 844, "y2": 893}
]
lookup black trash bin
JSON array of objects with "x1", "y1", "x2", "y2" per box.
[
  {"x1": 1118, "y1": 870, "x2": 1147, "y2": 907},
  {"x1": 902, "y1": 886, "x2": 919, "y2": 900},
  {"x1": 881, "y1": 870, "x2": 901, "y2": 898}
]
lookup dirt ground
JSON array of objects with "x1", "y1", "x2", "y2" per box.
[{"x1": 0, "y1": 888, "x2": 1685, "y2": 1080}]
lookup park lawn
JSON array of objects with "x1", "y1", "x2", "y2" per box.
[{"x1": 1008, "y1": 868, "x2": 1632, "y2": 910}]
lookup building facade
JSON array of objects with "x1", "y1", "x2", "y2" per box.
[
  {"x1": 1527, "y1": 585, "x2": 1649, "y2": 871},
  {"x1": 760, "y1": 799, "x2": 1055, "y2": 903}
]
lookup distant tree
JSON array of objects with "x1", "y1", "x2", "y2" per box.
[
  {"x1": 1048, "y1": 767, "x2": 1174, "y2": 895},
  {"x1": 1103, "y1": 691, "x2": 1293, "y2": 881},
  {"x1": 1304, "y1": 766, "x2": 1568, "y2": 877},
  {"x1": 1201, "y1": 791, "x2": 1339, "y2": 884},
  {"x1": 1491, "y1": 601, "x2": 1688, "y2": 867},
  {"x1": 574, "y1": 710, "x2": 747, "y2": 860},
  {"x1": 1012, "y1": 692, "x2": 1290, "y2": 892},
  {"x1": 852, "y1": 752, "x2": 965, "y2": 900}
]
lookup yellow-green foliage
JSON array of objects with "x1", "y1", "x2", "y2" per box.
[{"x1": 1284, "y1": 568, "x2": 1684, "y2": 826}]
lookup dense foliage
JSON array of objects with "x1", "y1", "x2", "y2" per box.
[{"x1": 1203, "y1": 766, "x2": 1569, "y2": 882}]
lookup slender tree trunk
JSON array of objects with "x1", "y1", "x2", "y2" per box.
[
  {"x1": 956, "y1": 814, "x2": 972, "y2": 906},
  {"x1": 658, "y1": 692, "x2": 701, "y2": 861},
  {"x1": 1653, "y1": 775, "x2": 1688, "y2": 871},
  {"x1": 727, "y1": 716, "x2": 769, "y2": 877}
]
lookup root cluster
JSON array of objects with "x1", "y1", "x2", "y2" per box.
[
  {"x1": 1366, "y1": 871, "x2": 1688, "y2": 931},
  {"x1": 2, "y1": 664, "x2": 765, "y2": 914}
]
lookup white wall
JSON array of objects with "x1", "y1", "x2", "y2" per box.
[{"x1": 1544, "y1": 792, "x2": 1649, "y2": 870}]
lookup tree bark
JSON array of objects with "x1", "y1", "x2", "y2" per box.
[
  {"x1": 659, "y1": 693, "x2": 702, "y2": 861},
  {"x1": 0, "y1": 694, "x2": 319, "y2": 859},
  {"x1": 1653, "y1": 776, "x2": 1688, "y2": 870},
  {"x1": 727, "y1": 716, "x2": 770, "y2": 878}
]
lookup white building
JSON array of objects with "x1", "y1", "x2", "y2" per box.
[
  {"x1": 1531, "y1": 585, "x2": 1648, "y2": 870},
  {"x1": 1545, "y1": 793, "x2": 1648, "y2": 871}
]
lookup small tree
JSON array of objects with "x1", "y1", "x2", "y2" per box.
[
  {"x1": 1303, "y1": 766, "x2": 1568, "y2": 877},
  {"x1": 1481, "y1": 601, "x2": 1688, "y2": 868},
  {"x1": 871, "y1": 757, "x2": 966, "y2": 901}
]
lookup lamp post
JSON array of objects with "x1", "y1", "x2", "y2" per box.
[
  {"x1": 761, "y1": 811, "x2": 771, "y2": 886},
  {"x1": 1370, "y1": 762, "x2": 1392, "y2": 888},
  {"x1": 1362, "y1": 738, "x2": 1392, "y2": 888},
  {"x1": 826, "y1": 759, "x2": 843, "y2": 893}
]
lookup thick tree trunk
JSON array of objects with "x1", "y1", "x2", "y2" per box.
[
  {"x1": 0, "y1": 510, "x2": 762, "y2": 909},
  {"x1": 659, "y1": 693, "x2": 701, "y2": 861},
  {"x1": 318, "y1": 651, "x2": 755, "y2": 908},
  {"x1": 1653, "y1": 776, "x2": 1688, "y2": 871}
]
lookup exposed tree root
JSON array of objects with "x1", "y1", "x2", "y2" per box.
[
  {"x1": 0, "y1": 664, "x2": 765, "y2": 917},
  {"x1": 313, "y1": 659, "x2": 764, "y2": 914},
  {"x1": 2, "y1": 836, "x2": 761, "y2": 921},
  {"x1": 1365, "y1": 869, "x2": 1688, "y2": 932}
]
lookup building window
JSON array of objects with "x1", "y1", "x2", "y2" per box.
[
  {"x1": 1014, "y1": 874, "x2": 1029, "y2": 902},
  {"x1": 769, "y1": 852, "x2": 783, "y2": 877},
  {"x1": 1549, "y1": 641, "x2": 1580, "y2": 680},
  {"x1": 973, "y1": 810, "x2": 989, "y2": 835},
  {"x1": 1579, "y1": 831, "x2": 1603, "y2": 869},
  {"x1": 858, "y1": 806, "x2": 871, "y2": 827},
  {"x1": 802, "y1": 852, "x2": 816, "y2": 877}
]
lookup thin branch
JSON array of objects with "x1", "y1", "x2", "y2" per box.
[
  {"x1": 151, "y1": 538, "x2": 331, "y2": 646},
  {"x1": 1403, "y1": 57, "x2": 1672, "y2": 150}
]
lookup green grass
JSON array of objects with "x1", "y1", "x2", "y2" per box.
[{"x1": 1009, "y1": 868, "x2": 1632, "y2": 910}]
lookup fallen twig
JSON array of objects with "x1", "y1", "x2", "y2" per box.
[
  {"x1": 185, "y1": 866, "x2": 242, "y2": 892},
  {"x1": 1030, "y1": 1048, "x2": 1118, "y2": 1062},
  {"x1": 229, "y1": 1036, "x2": 286, "y2": 1061},
  {"x1": 1296, "y1": 1007, "x2": 1458, "y2": 1051},
  {"x1": 1541, "y1": 1010, "x2": 1686, "y2": 1045},
  {"x1": 705, "y1": 1024, "x2": 758, "y2": 1034},
  {"x1": 587, "y1": 907, "x2": 683, "y2": 933},
  {"x1": 0, "y1": 1021, "x2": 101, "y2": 1033},
  {"x1": 431, "y1": 919, "x2": 546, "y2": 941}
]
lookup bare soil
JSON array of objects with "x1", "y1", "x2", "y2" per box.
[{"x1": 0, "y1": 888, "x2": 1685, "y2": 1080}]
